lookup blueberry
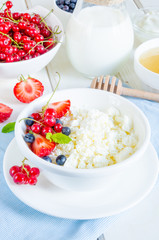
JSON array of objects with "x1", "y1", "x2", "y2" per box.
[
  {"x1": 69, "y1": 3, "x2": 75, "y2": 9},
  {"x1": 56, "y1": 155, "x2": 66, "y2": 165},
  {"x1": 70, "y1": 0, "x2": 77, "y2": 3},
  {"x1": 59, "y1": 4, "x2": 64, "y2": 9},
  {"x1": 65, "y1": 0, "x2": 70, "y2": 5},
  {"x1": 25, "y1": 117, "x2": 34, "y2": 126},
  {"x1": 56, "y1": 0, "x2": 60, "y2": 5},
  {"x1": 56, "y1": 119, "x2": 63, "y2": 125},
  {"x1": 62, "y1": 127, "x2": 71, "y2": 136},
  {"x1": 24, "y1": 133, "x2": 35, "y2": 143},
  {"x1": 63, "y1": 5, "x2": 69, "y2": 11},
  {"x1": 42, "y1": 156, "x2": 52, "y2": 163},
  {"x1": 69, "y1": 9, "x2": 73, "y2": 13}
]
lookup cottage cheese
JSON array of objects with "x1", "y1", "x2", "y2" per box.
[{"x1": 50, "y1": 106, "x2": 138, "y2": 169}]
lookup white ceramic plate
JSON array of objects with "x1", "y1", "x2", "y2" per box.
[{"x1": 3, "y1": 138, "x2": 159, "y2": 220}]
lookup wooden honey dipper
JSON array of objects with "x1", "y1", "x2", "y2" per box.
[{"x1": 90, "y1": 76, "x2": 159, "y2": 102}]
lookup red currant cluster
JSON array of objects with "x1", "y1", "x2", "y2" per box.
[
  {"x1": 9, "y1": 159, "x2": 40, "y2": 185},
  {"x1": 27, "y1": 109, "x2": 63, "y2": 136},
  {"x1": 0, "y1": 1, "x2": 59, "y2": 63}
]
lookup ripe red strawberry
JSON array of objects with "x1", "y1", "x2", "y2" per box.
[
  {"x1": 0, "y1": 103, "x2": 13, "y2": 123},
  {"x1": 31, "y1": 134, "x2": 56, "y2": 157},
  {"x1": 13, "y1": 76, "x2": 44, "y2": 103},
  {"x1": 48, "y1": 100, "x2": 70, "y2": 118}
]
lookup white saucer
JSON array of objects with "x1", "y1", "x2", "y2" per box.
[{"x1": 3, "y1": 138, "x2": 159, "y2": 220}]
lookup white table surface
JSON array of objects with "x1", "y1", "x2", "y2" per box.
[{"x1": 0, "y1": 0, "x2": 159, "y2": 239}]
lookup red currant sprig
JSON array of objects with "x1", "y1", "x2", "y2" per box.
[{"x1": 9, "y1": 157, "x2": 40, "y2": 185}]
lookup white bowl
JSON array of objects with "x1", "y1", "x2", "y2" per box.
[
  {"x1": 134, "y1": 38, "x2": 159, "y2": 90},
  {"x1": 0, "y1": 6, "x2": 63, "y2": 79},
  {"x1": 15, "y1": 88, "x2": 151, "y2": 192}
]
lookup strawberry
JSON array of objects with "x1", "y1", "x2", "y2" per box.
[
  {"x1": 0, "y1": 103, "x2": 13, "y2": 123},
  {"x1": 48, "y1": 100, "x2": 71, "y2": 118},
  {"x1": 13, "y1": 76, "x2": 44, "y2": 103},
  {"x1": 31, "y1": 134, "x2": 56, "y2": 157}
]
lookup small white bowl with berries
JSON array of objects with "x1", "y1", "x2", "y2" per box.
[
  {"x1": 0, "y1": 2, "x2": 63, "y2": 78},
  {"x1": 14, "y1": 87, "x2": 151, "y2": 192}
]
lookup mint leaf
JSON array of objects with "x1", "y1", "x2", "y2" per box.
[
  {"x1": 46, "y1": 132, "x2": 72, "y2": 144},
  {"x1": 46, "y1": 132, "x2": 53, "y2": 142},
  {"x1": 2, "y1": 122, "x2": 15, "y2": 133}
]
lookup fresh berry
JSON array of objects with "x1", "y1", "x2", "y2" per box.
[
  {"x1": 28, "y1": 176, "x2": 37, "y2": 185},
  {"x1": 25, "y1": 116, "x2": 34, "y2": 126},
  {"x1": 13, "y1": 172, "x2": 26, "y2": 184},
  {"x1": 9, "y1": 165, "x2": 20, "y2": 177},
  {"x1": 44, "y1": 115, "x2": 56, "y2": 127},
  {"x1": 41, "y1": 126, "x2": 53, "y2": 136},
  {"x1": 62, "y1": 127, "x2": 71, "y2": 136},
  {"x1": 0, "y1": 103, "x2": 13, "y2": 123},
  {"x1": 6, "y1": 1, "x2": 13, "y2": 9},
  {"x1": 44, "y1": 38, "x2": 55, "y2": 50},
  {"x1": 31, "y1": 134, "x2": 56, "y2": 157},
  {"x1": 56, "y1": 155, "x2": 66, "y2": 165},
  {"x1": 31, "y1": 112, "x2": 42, "y2": 121},
  {"x1": 13, "y1": 76, "x2": 44, "y2": 103},
  {"x1": 31, "y1": 123, "x2": 41, "y2": 134},
  {"x1": 44, "y1": 108, "x2": 57, "y2": 118},
  {"x1": 49, "y1": 100, "x2": 71, "y2": 118},
  {"x1": 29, "y1": 167, "x2": 40, "y2": 177},
  {"x1": 42, "y1": 156, "x2": 52, "y2": 163},
  {"x1": 24, "y1": 133, "x2": 35, "y2": 143},
  {"x1": 56, "y1": 119, "x2": 63, "y2": 125},
  {"x1": 20, "y1": 164, "x2": 31, "y2": 174},
  {"x1": 54, "y1": 123, "x2": 63, "y2": 133}
]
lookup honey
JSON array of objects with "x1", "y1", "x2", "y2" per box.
[{"x1": 139, "y1": 47, "x2": 159, "y2": 74}]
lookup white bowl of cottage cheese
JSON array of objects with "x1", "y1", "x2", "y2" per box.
[{"x1": 15, "y1": 88, "x2": 151, "y2": 191}]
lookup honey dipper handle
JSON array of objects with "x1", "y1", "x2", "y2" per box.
[{"x1": 122, "y1": 87, "x2": 159, "y2": 102}]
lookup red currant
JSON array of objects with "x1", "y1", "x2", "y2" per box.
[
  {"x1": 6, "y1": 1, "x2": 13, "y2": 9},
  {"x1": 4, "y1": 8, "x2": 11, "y2": 18},
  {"x1": 0, "y1": 24, "x2": 9, "y2": 34},
  {"x1": 31, "y1": 123, "x2": 41, "y2": 134},
  {"x1": 18, "y1": 50, "x2": 26, "y2": 58},
  {"x1": 35, "y1": 44, "x2": 45, "y2": 54},
  {"x1": 13, "y1": 32, "x2": 22, "y2": 42},
  {"x1": 0, "y1": 53, "x2": 6, "y2": 60},
  {"x1": 23, "y1": 13, "x2": 31, "y2": 21},
  {"x1": 34, "y1": 34, "x2": 44, "y2": 43},
  {"x1": 20, "y1": 164, "x2": 31, "y2": 174},
  {"x1": 38, "y1": 22, "x2": 45, "y2": 29},
  {"x1": 54, "y1": 123, "x2": 63, "y2": 133},
  {"x1": 29, "y1": 167, "x2": 40, "y2": 177},
  {"x1": 12, "y1": 24, "x2": 20, "y2": 32},
  {"x1": 31, "y1": 112, "x2": 42, "y2": 120},
  {"x1": 13, "y1": 54, "x2": 20, "y2": 62},
  {"x1": 32, "y1": 52, "x2": 40, "y2": 58},
  {"x1": 18, "y1": 21, "x2": 28, "y2": 30},
  {"x1": 4, "y1": 46, "x2": 14, "y2": 55},
  {"x1": 0, "y1": 18, "x2": 4, "y2": 24},
  {"x1": 9, "y1": 165, "x2": 20, "y2": 177},
  {"x1": 5, "y1": 55, "x2": 14, "y2": 62},
  {"x1": 40, "y1": 28, "x2": 51, "y2": 38},
  {"x1": 41, "y1": 126, "x2": 53, "y2": 136},
  {"x1": 44, "y1": 115, "x2": 56, "y2": 127},
  {"x1": 12, "y1": 46, "x2": 18, "y2": 54},
  {"x1": 12, "y1": 12, "x2": 21, "y2": 20},
  {"x1": 44, "y1": 38, "x2": 55, "y2": 50},
  {"x1": 31, "y1": 16, "x2": 40, "y2": 25},
  {"x1": 24, "y1": 55, "x2": 32, "y2": 60},
  {"x1": 22, "y1": 35, "x2": 31, "y2": 43},
  {"x1": 13, "y1": 172, "x2": 26, "y2": 184},
  {"x1": 44, "y1": 108, "x2": 57, "y2": 118},
  {"x1": 28, "y1": 176, "x2": 37, "y2": 185}
]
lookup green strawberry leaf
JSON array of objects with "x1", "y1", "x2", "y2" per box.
[
  {"x1": 46, "y1": 132, "x2": 72, "y2": 144},
  {"x1": 2, "y1": 122, "x2": 15, "y2": 133}
]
